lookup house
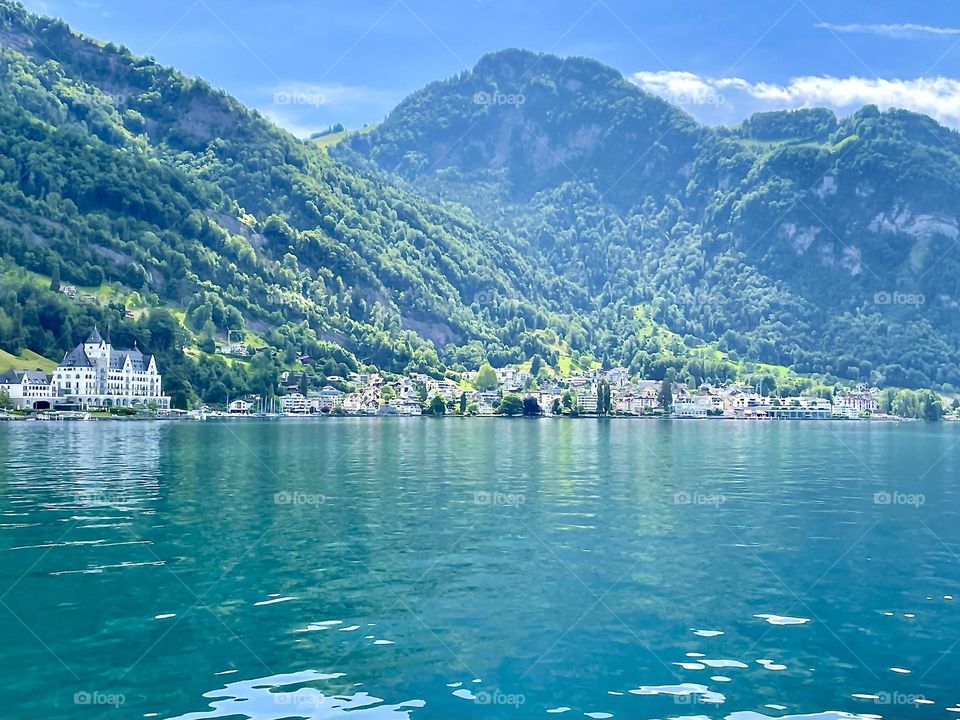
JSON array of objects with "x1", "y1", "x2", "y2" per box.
[
  {"x1": 495, "y1": 367, "x2": 517, "y2": 387},
  {"x1": 280, "y1": 371, "x2": 305, "y2": 393},
  {"x1": 50, "y1": 327, "x2": 170, "y2": 410},
  {"x1": 342, "y1": 393, "x2": 364, "y2": 414},
  {"x1": 724, "y1": 393, "x2": 765, "y2": 414},
  {"x1": 577, "y1": 391, "x2": 598, "y2": 414},
  {"x1": 474, "y1": 390, "x2": 501, "y2": 407},
  {"x1": 425, "y1": 378, "x2": 461, "y2": 401},
  {"x1": 0, "y1": 369, "x2": 52, "y2": 410},
  {"x1": 769, "y1": 396, "x2": 832, "y2": 420},
  {"x1": 315, "y1": 386, "x2": 344, "y2": 412},
  {"x1": 280, "y1": 392, "x2": 310, "y2": 414},
  {"x1": 674, "y1": 399, "x2": 708, "y2": 418},
  {"x1": 606, "y1": 367, "x2": 630, "y2": 387},
  {"x1": 219, "y1": 341, "x2": 248, "y2": 356},
  {"x1": 60, "y1": 285, "x2": 77, "y2": 298},
  {"x1": 228, "y1": 399, "x2": 251, "y2": 415},
  {"x1": 387, "y1": 399, "x2": 422, "y2": 416},
  {"x1": 833, "y1": 405, "x2": 862, "y2": 419},
  {"x1": 835, "y1": 386, "x2": 880, "y2": 414},
  {"x1": 615, "y1": 393, "x2": 642, "y2": 415},
  {"x1": 538, "y1": 390, "x2": 563, "y2": 414},
  {"x1": 399, "y1": 401, "x2": 422, "y2": 416}
]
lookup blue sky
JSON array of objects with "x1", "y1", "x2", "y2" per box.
[{"x1": 21, "y1": 0, "x2": 960, "y2": 135}]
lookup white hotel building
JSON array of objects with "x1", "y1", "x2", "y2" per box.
[{"x1": 49, "y1": 327, "x2": 170, "y2": 410}]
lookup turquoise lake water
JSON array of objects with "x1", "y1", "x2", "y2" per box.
[{"x1": 1, "y1": 418, "x2": 959, "y2": 719}]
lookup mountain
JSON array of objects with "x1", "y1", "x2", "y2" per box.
[
  {"x1": 0, "y1": 3, "x2": 613, "y2": 406},
  {"x1": 344, "y1": 49, "x2": 960, "y2": 390},
  {"x1": 0, "y1": 0, "x2": 954, "y2": 406}
]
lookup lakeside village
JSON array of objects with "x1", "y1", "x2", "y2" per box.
[{"x1": 0, "y1": 329, "x2": 953, "y2": 422}]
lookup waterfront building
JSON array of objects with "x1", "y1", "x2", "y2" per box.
[
  {"x1": 315, "y1": 387, "x2": 345, "y2": 412},
  {"x1": 577, "y1": 391, "x2": 598, "y2": 413},
  {"x1": 674, "y1": 399, "x2": 708, "y2": 418},
  {"x1": 228, "y1": 399, "x2": 252, "y2": 414},
  {"x1": 49, "y1": 328, "x2": 170, "y2": 410},
  {"x1": 0, "y1": 369, "x2": 52, "y2": 410},
  {"x1": 280, "y1": 393, "x2": 310, "y2": 414}
]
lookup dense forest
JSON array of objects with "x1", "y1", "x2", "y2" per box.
[
  {"x1": 0, "y1": 1, "x2": 596, "y2": 406},
  {"x1": 0, "y1": 2, "x2": 956, "y2": 409},
  {"x1": 344, "y1": 49, "x2": 960, "y2": 391}
]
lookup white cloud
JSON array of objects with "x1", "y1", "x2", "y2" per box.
[
  {"x1": 261, "y1": 109, "x2": 323, "y2": 139},
  {"x1": 815, "y1": 22, "x2": 960, "y2": 39},
  {"x1": 631, "y1": 70, "x2": 960, "y2": 128}
]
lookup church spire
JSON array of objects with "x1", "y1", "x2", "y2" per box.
[{"x1": 85, "y1": 325, "x2": 103, "y2": 344}]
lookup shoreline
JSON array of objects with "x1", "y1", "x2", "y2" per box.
[{"x1": 0, "y1": 412, "x2": 925, "y2": 423}]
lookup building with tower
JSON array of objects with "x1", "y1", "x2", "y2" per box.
[{"x1": 48, "y1": 327, "x2": 171, "y2": 410}]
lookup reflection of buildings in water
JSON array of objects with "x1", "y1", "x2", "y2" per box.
[{"x1": 0, "y1": 422, "x2": 167, "y2": 511}]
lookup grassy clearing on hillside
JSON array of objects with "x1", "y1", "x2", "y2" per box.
[
  {"x1": 312, "y1": 124, "x2": 376, "y2": 150},
  {"x1": 0, "y1": 348, "x2": 57, "y2": 372}
]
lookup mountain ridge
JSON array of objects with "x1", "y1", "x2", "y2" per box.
[
  {"x1": 341, "y1": 48, "x2": 960, "y2": 390},
  {"x1": 0, "y1": 1, "x2": 955, "y2": 406}
]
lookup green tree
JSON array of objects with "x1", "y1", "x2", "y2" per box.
[
  {"x1": 145, "y1": 309, "x2": 183, "y2": 352},
  {"x1": 0, "y1": 388, "x2": 12, "y2": 410},
  {"x1": 459, "y1": 391, "x2": 467, "y2": 414},
  {"x1": 426, "y1": 394, "x2": 446, "y2": 415},
  {"x1": 205, "y1": 381, "x2": 229, "y2": 405},
  {"x1": 551, "y1": 397, "x2": 562, "y2": 415},
  {"x1": 522, "y1": 396, "x2": 542, "y2": 416},
  {"x1": 49, "y1": 263, "x2": 61, "y2": 293},
  {"x1": 596, "y1": 379, "x2": 612, "y2": 415},
  {"x1": 474, "y1": 363, "x2": 499, "y2": 391},
  {"x1": 658, "y1": 378, "x2": 673, "y2": 412},
  {"x1": 499, "y1": 393, "x2": 524, "y2": 416},
  {"x1": 530, "y1": 354, "x2": 544, "y2": 376},
  {"x1": 922, "y1": 390, "x2": 944, "y2": 421}
]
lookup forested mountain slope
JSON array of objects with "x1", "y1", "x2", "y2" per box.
[
  {"x1": 345, "y1": 49, "x2": 960, "y2": 389},
  {"x1": 0, "y1": 2, "x2": 604, "y2": 405},
  {"x1": 2, "y1": 1, "x2": 955, "y2": 404}
]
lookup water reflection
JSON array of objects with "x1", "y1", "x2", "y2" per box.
[{"x1": 166, "y1": 670, "x2": 425, "y2": 720}]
